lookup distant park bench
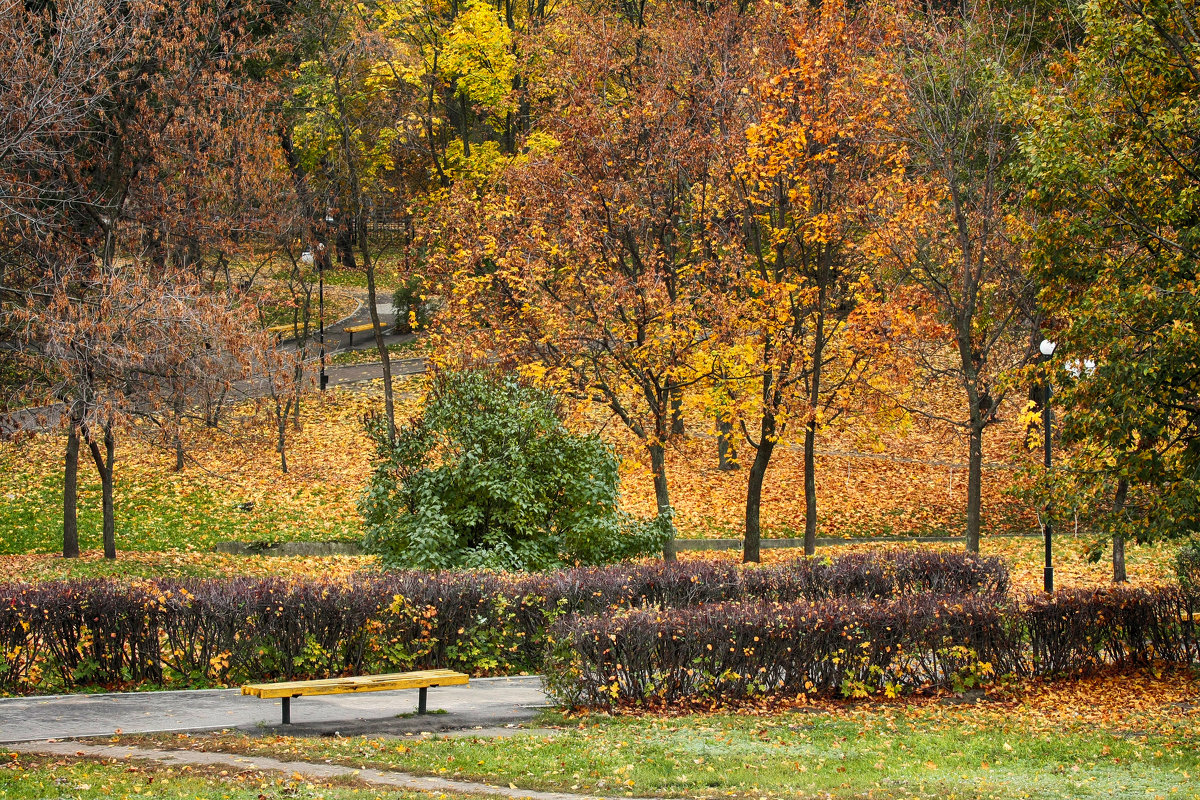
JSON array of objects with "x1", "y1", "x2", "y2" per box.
[
  {"x1": 242, "y1": 668, "x2": 468, "y2": 725},
  {"x1": 344, "y1": 320, "x2": 387, "y2": 345},
  {"x1": 266, "y1": 323, "x2": 297, "y2": 341}
]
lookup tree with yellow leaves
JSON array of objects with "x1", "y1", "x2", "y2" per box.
[{"x1": 719, "y1": 0, "x2": 909, "y2": 560}]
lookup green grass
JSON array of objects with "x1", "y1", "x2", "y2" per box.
[
  {"x1": 0, "y1": 445, "x2": 362, "y2": 557},
  {"x1": 0, "y1": 755, "x2": 476, "y2": 800},
  {"x1": 130, "y1": 704, "x2": 1200, "y2": 800}
]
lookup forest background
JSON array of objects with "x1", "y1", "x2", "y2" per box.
[{"x1": 0, "y1": 0, "x2": 1197, "y2": 584}]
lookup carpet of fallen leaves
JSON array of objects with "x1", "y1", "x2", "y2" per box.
[{"x1": 0, "y1": 375, "x2": 1168, "y2": 590}]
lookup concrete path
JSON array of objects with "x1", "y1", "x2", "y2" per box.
[
  {"x1": 0, "y1": 675, "x2": 550, "y2": 744},
  {"x1": 11, "y1": 740, "x2": 654, "y2": 800}
]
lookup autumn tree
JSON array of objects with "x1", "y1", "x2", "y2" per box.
[
  {"x1": 431, "y1": 2, "x2": 755, "y2": 560},
  {"x1": 881, "y1": 1, "x2": 1040, "y2": 552},
  {"x1": 720, "y1": 0, "x2": 907, "y2": 560},
  {"x1": 1017, "y1": 0, "x2": 1200, "y2": 579},
  {"x1": 0, "y1": 0, "x2": 292, "y2": 557}
]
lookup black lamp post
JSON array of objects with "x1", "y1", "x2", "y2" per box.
[
  {"x1": 1039, "y1": 338, "x2": 1056, "y2": 593},
  {"x1": 319, "y1": 254, "x2": 327, "y2": 391}
]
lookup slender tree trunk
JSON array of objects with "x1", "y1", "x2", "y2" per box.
[
  {"x1": 744, "y1": 439, "x2": 775, "y2": 563},
  {"x1": 292, "y1": 358, "x2": 304, "y2": 430},
  {"x1": 63, "y1": 421, "x2": 81, "y2": 559},
  {"x1": 173, "y1": 402, "x2": 185, "y2": 472},
  {"x1": 717, "y1": 416, "x2": 737, "y2": 471},
  {"x1": 648, "y1": 441, "x2": 676, "y2": 561},
  {"x1": 86, "y1": 423, "x2": 116, "y2": 560},
  {"x1": 966, "y1": 423, "x2": 983, "y2": 552},
  {"x1": 803, "y1": 420, "x2": 819, "y2": 555},
  {"x1": 276, "y1": 397, "x2": 290, "y2": 474},
  {"x1": 670, "y1": 390, "x2": 684, "y2": 436},
  {"x1": 1112, "y1": 477, "x2": 1128, "y2": 583},
  {"x1": 360, "y1": 213, "x2": 396, "y2": 443},
  {"x1": 335, "y1": 219, "x2": 356, "y2": 270},
  {"x1": 803, "y1": 316, "x2": 826, "y2": 556}
]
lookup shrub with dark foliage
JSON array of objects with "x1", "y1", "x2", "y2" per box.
[
  {"x1": 547, "y1": 584, "x2": 1198, "y2": 707},
  {"x1": 0, "y1": 550, "x2": 1007, "y2": 693}
]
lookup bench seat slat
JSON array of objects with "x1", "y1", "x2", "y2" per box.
[
  {"x1": 344, "y1": 322, "x2": 387, "y2": 333},
  {"x1": 242, "y1": 669, "x2": 467, "y2": 699}
]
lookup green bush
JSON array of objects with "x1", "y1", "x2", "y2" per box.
[
  {"x1": 361, "y1": 369, "x2": 663, "y2": 571},
  {"x1": 392, "y1": 276, "x2": 430, "y2": 333},
  {"x1": 1176, "y1": 540, "x2": 1200, "y2": 593}
]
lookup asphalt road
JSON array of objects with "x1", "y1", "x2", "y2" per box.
[{"x1": 0, "y1": 675, "x2": 550, "y2": 743}]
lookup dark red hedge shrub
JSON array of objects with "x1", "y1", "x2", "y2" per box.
[
  {"x1": 546, "y1": 585, "x2": 1198, "y2": 707},
  {"x1": 0, "y1": 550, "x2": 1007, "y2": 693}
]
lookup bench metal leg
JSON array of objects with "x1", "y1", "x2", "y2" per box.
[
  {"x1": 348, "y1": 332, "x2": 353, "y2": 346},
  {"x1": 282, "y1": 696, "x2": 291, "y2": 725},
  {"x1": 418, "y1": 686, "x2": 428, "y2": 714}
]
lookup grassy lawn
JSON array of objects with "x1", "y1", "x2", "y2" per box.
[
  {"x1": 329, "y1": 338, "x2": 426, "y2": 367},
  {"x1": 0, "y1": 754, "x2": 471, "y2": 800},
  {"x1": 123, "y1": 670, "x2": 1200, "y2": 800},
  {"x1": 0, "y1": 384, "x2": 416, "y2": 557}
]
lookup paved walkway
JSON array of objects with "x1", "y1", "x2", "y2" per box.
[
  {"x1": 11, "y1": 740, "x2": 652, "y2": 800},
  {"x1": 0, "y1": 676, "x2": 549, "y2": 744}
]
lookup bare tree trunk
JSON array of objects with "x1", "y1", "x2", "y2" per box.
[
  {"x1": 670, "y1": 390, "x2": 684, "y2": 436},
  {"x1": 276, "y1": 397, "x2": 290, "y2": 474},
  {"x1": 1112, "y1": 477, "x2": 1128, "y2": 582},
  {"x1": 744, "y1": 439, "x2": 774, "y2": 563},
  {"x1": 717, "y1": 416, "x2": 738, "y2": 471},
  {"x1": 649, "y1": 441, "x2": 676, "y2": 561},
  {"x1": 966, "y1": 423, "x2": 983, "y2": 552},
  {"x1": 292, "y1": 358, "x2": 304, "y2": 431},
  {"x1": 360, "y1": 216, "x2": 397, "y2": 443},
  {"x1": 86, "y1": 422, "x2": 116, "y2": 560},
  {"x1": 803, "y1": 420, "x2": 818, "y2": 555},
  {"x1": 63, "y1": 421, "x2": 81, "y2": 559}
]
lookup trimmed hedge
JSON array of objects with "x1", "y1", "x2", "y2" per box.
[
  {"x1": 546, "y1": 585, "x2": 1200, "y2": 707},
  {"x1": 0, "y1": 551, "x2": 1006, "y2": 693}
]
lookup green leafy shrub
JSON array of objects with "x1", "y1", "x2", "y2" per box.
[
  {"x1": 1176, "y1": 540, "x2": 1200, "y2": 593},
  {"x1": 361, "y1": 369, "x2": 664, "y2": 570},
  {"x1": 391, "y1": 276, "x2": 430, "y2": 333}
]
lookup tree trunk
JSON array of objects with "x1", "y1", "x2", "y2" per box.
[
  {"x1": 966, "y1": 423, "x2": 983, "y2": 552},
  {"x1": 803, "y1": 420, "x2": 818, "y2": 555},
  {"x1": 360, "y1": 213, "x2": 396, "y2": 443},
  {"x1": 649, "y1": 441, "x2": 676, "y2": 561},
  {"x1": 336, "y1": 218, "x2": 356, "y2": 270},
  {"x1": 63, "y1": 422, "x2": 81, "y2": 559},
  {"x1": 1112, "y1": 477, "x2": 1128, "y2": 583},
  {"x1": 717, "y1": 416, "x2": 738, "y2": 471},
  {"x1": 744, "y1": 440, "x2": 774, "y2": 563},
  {"x1": 86, "y1": 423, "x2": 116, "y2": 560},
  {"x1": 276, "y1": 398, "x2": 290, "y2": 474},
  {"x1": 670, "y1": 390, "x2": 684, "y2": 436}
]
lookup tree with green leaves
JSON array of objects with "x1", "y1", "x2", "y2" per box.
[{"x1": 1017, "y1": 0, "x2": 1200, "y2": 580}]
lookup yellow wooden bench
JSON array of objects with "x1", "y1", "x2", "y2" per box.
[
  {"x1": 344, "y1": 320, "x2": 387, "y2": 345},
  {"x1": 242, "y1": 668, "x2": 468, "y2": 725},
  {"x1": 266, "y1": 323, "x2": 296, "y2": 341}
]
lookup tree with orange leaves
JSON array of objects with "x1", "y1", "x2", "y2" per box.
[
  {"x1": 429, "y1": 2, "x2": 757, "y2": 560},
  {"x1": 717, "y1": 0, "x2": 909, "y2": 560}
]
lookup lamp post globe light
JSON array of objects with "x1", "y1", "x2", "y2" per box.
[{"x1": 1040, "y1": 339, "x2": 1056, "y2": 593}]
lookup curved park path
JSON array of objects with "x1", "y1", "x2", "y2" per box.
[
  {"x1": 1, "y1": 676, "x2": 652, "y2": 800},
  {"x1": 10, "y1": 739, "x2": 658, "y2": 800},
  {"x1": 0, "y1": 675, "x2": 548, "y2": 743}
]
